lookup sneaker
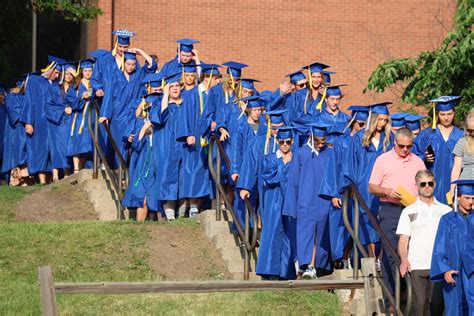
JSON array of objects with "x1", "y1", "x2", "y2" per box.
[
  {"x1": 189, "y1": 208, "x2": 199, "y2": 218},
  {"x1": 302, "y1": 266, "x2": 317, "y2": 280},
  {"x1": 376, "y1": 258, "x2": 382, "y2": 272},
  {"x1": 165, "y1": 209, "x2": 175, "y2": 221},
  {"x1": 343, "y1": 259, "x2": 352, "y2": 270}
]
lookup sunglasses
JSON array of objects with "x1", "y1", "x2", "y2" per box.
[
  {"x1": 419, "y1": 181, "x2": 435, "y2": 188},
  {"x1": 397, "y1": 143, "x2": 413, "y2": 149},
  {"x1": 296, "y1": 83, "x2": 307, "y2": 88},
  {"x1": 278, "y1": 140, "x2": 292, "y2": 145}
]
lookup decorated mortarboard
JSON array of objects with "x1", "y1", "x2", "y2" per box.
[
  {"x1": 88, "y1": 49, "x2": 110, "y2": 59},
  {"x1": 390, "y1": 112, "x2": 409, "y2": 128},
  {"x1": 164, "y1": 71, "x2": 182, "y2": 84},
  {"x1": 287, "y1": 70, "x2": 306, "y2": 84},
  {"x1": 265, "y1": 109, "x2": 287, "y2": 124},
  {"x1": 124, "y1": 51, "x2": 137, "y2": 61},
  {"x1": 176, "y1": 38, "x2": 199, "y2": 53},
  {"x1": 302, "y1": 62, "x2": 330, "y2": 73},
  {"x1": 309, "y1": 122, "x2": 333, "y2": 137},
  {"x1": 200, "y1": 63, "x2": 221, "y2": 76},
  {"x1": 222, "y1": 61, "x2": 248, "y2": 78},
  {"x1": 112, "y1": 29, "x2": 136, "y2": 45},
  {"x1": 241, "y1": 78, "x2": 261, "y2": 90},
  {"x1": 429, "y1": 96, "x2": 461, "y2": 111},
  {"x1": 276, "y1": 126, "x2": 295, "y2": 140},
  {"x1": 326, "y1": 84, "x2": 347, "y2": 97},
  {"x1": 322, "y1": 70, "x2": 336, "y2": 84},
  {"x1": 240, "y1": 95, "x2": 261, "y2": 109},
  {"x1": 142, "y1": 72, "x2": 165, "y2": 88},
  {"x1": 405, "y1": 114, "x2": 426, "y2": 131}
]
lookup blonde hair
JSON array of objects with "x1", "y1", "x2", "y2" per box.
[
  {"x1": 362, "y1": 114, "x2": 392, "y2": 151},
  {"x1": 465, "y1": 108, "x2": 474, "y2": 155}
]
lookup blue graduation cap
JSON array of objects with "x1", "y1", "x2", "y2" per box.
[
  {"x1": 302, "y1": 62, "x2": 330, "y2": 73},
  {"x1": 265, "y1": 109, "x2": 287, "y2": 124},
  {"x1": 309, "y1": 122, "x2": 333, "y2": 137},
  {"x1": 88, "y1": 49, "x2": 109, "y2": 59},
  {"x1": 287, "y1": 70, "x2": 306, "y2": 84},
  {"x1": 241, "y1": 78, "x2": 261, "y2": 90},
  {"x1": 390, "y1": 113, "x2": 409, "y2": 128},
  {"x1": 452, "y1": 179, "x2": 474, "y2": 196},
  {"x1": 15, "y1": 76, "x2": 26, "y2": 88},
  {"x1": 259, "y1": 90, "x2": 273, "y2": 103},
  {"x1": 112, "y1": 29, "x2": 136, "y2": 45},
  {"x1": 240, "y1": 95, "x2": 261, "y2": 109},
  {"x1": 182, "y1": 63, "x2": 198, "y2": 73},
  {"x1": 46, "y1": 55, "x2": 66, "y2": 71},
  {"x1": 201, "y1": 63, "x2": 221, "y2": 76},
  {"x1": 222, "y1": 61, "x2": 248, "y2": 78},
  {"x1": 276, "y1": 126, "x2": 295, "y2": 140},
  {"x1": 176, "y1": 38, "x2": 199, "y2": 53},
  {"x1": 369, "y1": 102, "x2": 392, "y2": 115},
  {"x1": 124, "y1": 51, "x2": 137, "y2": 61},
  {"x1": 142, "y1": 72, "x2": 164, "y2": 88},
  {"x1": 322, "y1": 70, "x2": 336, "y2": 84},
  {"x1": 143, "y1": 91, "x2": 162, "y2": 101},
  {"x1": 60, "y1": 60, "x2": 79, "y2": 73},
  {"x1": 348, "y1": 105, "x2": 369, "y2": 122},
  {"x1": 429, "y1": 96, "x2": 461, "y2": 111},
  {"x1": 326, "y1": 84, "x2": 347, "y2": 97},
  {"x1": 405, "y1": 114, "x2": 426, "y2": 131},
  {"x1": 79, "y1": 59, "x2": 95, "y2": 69},
  {"x1": 164, "y1": 72, "x2": 182, "y2": 84}
]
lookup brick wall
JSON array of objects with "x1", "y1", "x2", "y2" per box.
[{"x1": 88, "y1": 0, "x2": 456, "y2": 110}]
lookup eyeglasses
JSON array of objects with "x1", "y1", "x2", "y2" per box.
[
  {"x1": 397, "y1": 143, "x2": 413, "y2": 149},
  {"x1": 419, "y1": 181, "x2": 435, "y2": 188},
  {"x1": 278, "y1": 140, "x2": 292, "y2": 145},
  {"x1": 297, "y1": 83, "x2": 307, "y2": 88}
]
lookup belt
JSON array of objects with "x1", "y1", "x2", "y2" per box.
[{"x1": 380, "y1": 201, "x2": 403, "y2": 208}]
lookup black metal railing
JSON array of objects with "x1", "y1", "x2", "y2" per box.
[
  {"x1": 342, "y1": 183, "x2": 413, "y2": 315},
  {"x1": 87, "y1": 100, "x2": 129, "y2": 219},
  {"x1": 208, "y1": 135, "x2": 259, "y2": 280}
]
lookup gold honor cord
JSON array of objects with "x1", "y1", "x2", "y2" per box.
[
  {"x1": 161, "y1": 79, "x2": 165, "y2": 90},
  {"x1": 316, "y1": 88, "x2": 326, "y2": 111},
  {"x1": 264, "y1": 116, "x2": 271, "y2": 155},
  {"x1": 70, "y1": 89, "x2": 80, "y2": 136},
  {"x1": 431, "y1": 102, "x2": 436, "y2": 129},
  {"x1": 304, "y1": 66, "x2": 313, "y2": 115},
  {"x1": 78, "y1": 100, "x2": 90, "y2": 135}
]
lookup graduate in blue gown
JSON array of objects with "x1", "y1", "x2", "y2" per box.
[
  {"x1": 161, "y1": 38, "x2": 201, "y2": 77},
  {"x1": 122, "y1": 92, "x2": 162, "y2": 221},
  {"x1": 21, "y1": 56, "x2": 65, "y2": 184},
  {"x1": 413, "y1": 96, "x2": 464, "y2": 204},
  {"x1": 344, "y1": 102, "x2": 394, "y2": 253},
  {"x1": 431, "y1": 179, "x2": 474, "y2": 316},
  {"x1": 2, "y1": 78, "x2": 28, "y2": 178},
  {"x1": 405, "y1": 114, "x2": 426, "y2": 137},
  {"x1": 197, "y1": 63, "x2": 222, "y2": 141},
  {"x1": 390, "y1": 113, "x2": 408, "y2": 132},
  {"x1": 148, "y1": 72, "x2": 183, "y2": 221},
  {"x1": 283, "y1": 122, "x2": 334, "y2": 278},
  {"x1": 99, "y1": 48, "x2": 156, "y2": 169},
  {"x1": 315, "y1": 84, "x2": 350, "y2": 143},
  {"x1": 66, "y1": 59, "x2": 96, "y2": 172},
  {"x1": 256, "y1": 126, "x2": 297, "y2": 280},
  {"x1": 320, "y1": 105, "x2": 369, "y2": 268}
]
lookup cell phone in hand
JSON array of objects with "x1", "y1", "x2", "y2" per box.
[{"x1": 427, "y1": 144, "x2": 435, "y2": 157}]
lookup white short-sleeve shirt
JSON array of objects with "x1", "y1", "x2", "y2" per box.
[{"x1": 396, "y1": 198, "x2": 452, "y2": 270}]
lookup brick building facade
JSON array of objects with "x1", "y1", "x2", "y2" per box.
[{"x1": 88, "y1": 0, "x2": 456, "y2": 110}]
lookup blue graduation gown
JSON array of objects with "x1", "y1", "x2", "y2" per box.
[
  {"x1": 160, "y1": 57, "x2": 197, "y2": 77},
  {"x1": 20, "y1": 75, "x2": 54, "y2": 174},
  {"x1": 149, "y1": 100, "x2": 182, "y2": 201},
  {"x1": 431, "y1": 211, "x2": 474, "y2": 315},
  {"x1": 2, "y1": 93, "x2": 27, "y2": 173},
  {"x1": 100, "y1": 61, "x2": 156, "y2": 168},
  {"x1": 46, "y1": 85, "x2": 71, "y2": 169},
  {"x1": 315, "y1": 110, "x2": 350, "y2": 143},
  {"x1": 65, "y1": 84, "x2": 95, "y2": 157},
  {"x1": 413, "y1": 127, "x2": 464, "y2": 204},
  {"x1": 122, "y1": 119, "x2": 159, "y2": 211},
  {"x1": 320, "y1": 132, "x2": 353, "y2": 260},
  {"x1": 344, "y1": 130, "x2": 393, "y2": 245},
  {"x1": 283, "y1": 144, "x2": 333, "y2": 271},
  {"x1": 175, "y1": 87, "x2": 212, "y2": 199},
  {"x1": 256, "y1": 153, "x2": 297, "y2": 280}
]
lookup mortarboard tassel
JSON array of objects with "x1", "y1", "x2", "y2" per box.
[
  {"x1": 41, "y1": 61, "x2": 56, "y2": 74},
  {"x1": 453, "y1": 184, "x2": 458, "y2": 212},
  {"x1": 431, "y1": 102, "x2": 437, "y2": 129},
  {"x1": 343, "y1": 115, "x2": 357, "y2": 134},
  {"x1": 316, "y1": 88, "x2": 326, "y2": 111},
  {"x1": 238, "y1": 100, "x2": 248, "y2": 120},
  {"x1": 264, "y1": 116, "x2": 271, "y2": 155},
  {"x1": 161, "y1": 78, "x2": 165, "y2": 90},
  {"x1": 365, "y1": 107, "x2": 372, "y2": 131}
]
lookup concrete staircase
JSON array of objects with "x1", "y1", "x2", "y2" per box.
[{"x1": 199, "y1": 209, "x2": 259, "y2": 280}]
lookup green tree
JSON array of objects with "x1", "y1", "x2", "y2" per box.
[
  {"x1": 364, "y1": 0, "x2": 473, "y2": 121},
  {"x1": 32, "y1": 0, "x2": 103, "y2": 22}
]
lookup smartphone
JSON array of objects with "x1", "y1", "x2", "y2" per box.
[{"x1": 427, "y1": 144, "x2": 435, "y2": 157}]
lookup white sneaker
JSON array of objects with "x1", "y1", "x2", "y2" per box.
[
  {"x1": 165, "y1": 209, "x2": 175, "y2": 221},
  {"x1": 343, "y1": 259, "x2": 352, "y2": 270},
  {"x1": 376, "y1": 258, "x2": 382, "y2": 272},
  {"x1": 302, "y1": 266, "x2": 317, "y2": 280},
  {"x1": 189, "y1": 208, "x2": 199, "y2": 218}
]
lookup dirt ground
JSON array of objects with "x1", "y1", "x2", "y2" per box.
[
  {"x1": 146, "y1": 224, "x2": 231, "y2": 281},
  {"x1": 15, "y1": 182, "x2": 98, "y2": 222}
]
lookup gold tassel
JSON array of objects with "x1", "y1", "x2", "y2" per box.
[
  {"x1": 264, "y1": 116, "x2": 271, "y2": 155},
  {"x1": 316, "y1": 88, "x2": 326, "y2": 111},
  {"x1": 78, "y1": 101, "x2": 90, "y2": 135},
  {"x1": 308, "y1": 66, "x2": 313, "y2": 92},
  {"x1": 41, "y1": 61, "x2": 56, "y2": 73},
  {"x1": 431, "y1": 102, "x2": 437, "y2": 129},
  {"x1": 70, "y1": 113, "x2": 77, "y2": 136}
]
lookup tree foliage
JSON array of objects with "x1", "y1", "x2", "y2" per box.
[
  {"x1": 32, "y1": 0, "x2": 103, "y2": 22},
  {"x1": 364, "y1": 0, "x2": 473, "y2": 121}
]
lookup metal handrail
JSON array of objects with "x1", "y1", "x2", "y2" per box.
[
  {"x1": 208, "y1": 135, "x2": 259, "y2": 280},
  {"x1": 87, "y1": 100, "x2": 129, "y2": 219},
  {"x1": 342, "y1": 183, "x2": 412, "y2": 315}
]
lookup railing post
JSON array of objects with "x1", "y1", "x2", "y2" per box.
[
  {"x1": 361, "y1": 258, "x2": 382, "y2": 315},
  {"x1": 118, "y1": 165, "x2": 123, "y2": 220},
  {"x1": 38, "y1": 266, "x2": 58, "y2": 316},
  {"x1": 92, "y1": 105, "x2": 99, "y2": 180},
  {"x1": 353, "y1": 195, "x2": 359, "y2": 279},
  {"x1": 244, "y1": 203, "x2": 250, "y2": 280},
  {"x1": 395, "y1": 267, "x2": 401, "y2": 312},
  {"x1": 216, "y1": 145, "x2": 221, "y2": 221}
]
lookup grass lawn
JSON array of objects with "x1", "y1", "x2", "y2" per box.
[{"x1": 0, "y1": 186, "x2": 340, "y2": 315}]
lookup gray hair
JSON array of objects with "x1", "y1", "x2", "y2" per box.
[
  {"x1": 415, "y1": 169, "x2": 435, "y2": 183},
  {"x1": 395, "y1": 127, "x2": 414, "y2": 141}
]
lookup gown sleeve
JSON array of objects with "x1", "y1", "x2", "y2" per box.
[
  {"x1": 430, "y1": 214, "x2": 453, "y2": 282},
  {"x1": 282, "y1": 149, "x2": 300, "y2": 218}
]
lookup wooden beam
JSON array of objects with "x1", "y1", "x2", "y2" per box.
[
  {"x1": 38, "y1": 267, "x2": 58, "y2": 316},
  {"x1": 54, "y1": 279, "x2": 364, "y2": 294}
]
